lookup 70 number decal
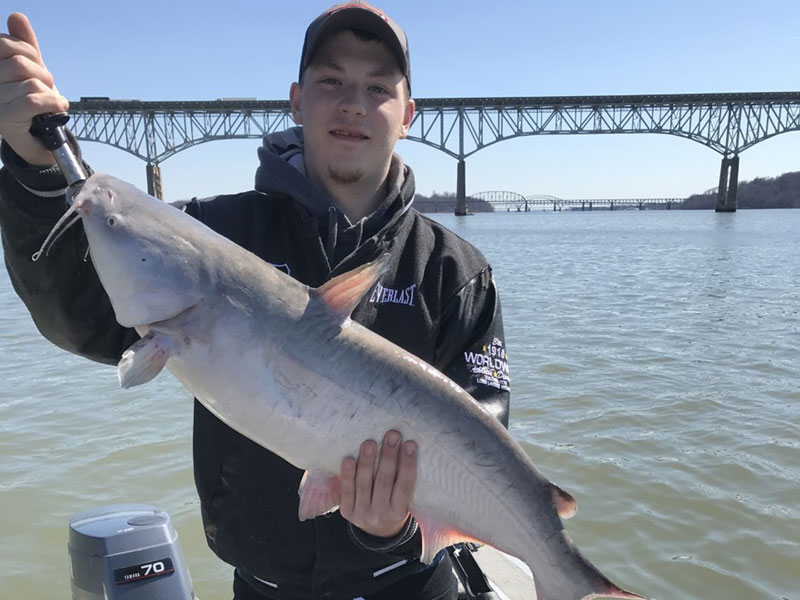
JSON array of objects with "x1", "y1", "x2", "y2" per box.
[
  {"x1": 114, "y1": 557, "x2": 175, "y2": 585},
  {"x1": 141, "y1": 561, "x2": 167, "y2": 576}
]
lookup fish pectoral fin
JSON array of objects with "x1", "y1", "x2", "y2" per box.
[
  {"x1": 117, "y1": 331, "x2": 176, "y2": 388},
  {"x1": 298, "y1": 470, "x2": 341, "y2": 521},
  {"x1": 551, "y1": 483, "x2": 577, "y2": 519},
  {"x1": 414, "y1": 511, "x2": 483, "y2": 564},
  {"x1": 312, "y1": 254, "x2": 391, "y2": 322}
]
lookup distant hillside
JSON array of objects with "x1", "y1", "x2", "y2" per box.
[
  {"x1": 683, "y1": 170, "x2": 800, "y2": 209},
  {"x1": 414, "y1": 192, "x2": 494, "y2": 213},
  {"x1": 414, "y1": 171, "x2": 800, "y2": 212}
]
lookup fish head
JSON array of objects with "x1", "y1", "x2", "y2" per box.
[{"x1": 73, "y1": 173, "x2": 206, "y2": 328}]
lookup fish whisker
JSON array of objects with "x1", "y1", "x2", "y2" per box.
[{"x1": 32, "y1": 202, "x2": 82, "y2": 261}]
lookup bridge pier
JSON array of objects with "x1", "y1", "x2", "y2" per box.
[
  {"x1": 716, "y1": 155, "x2": 739, "y2": 212},
  {"x1": 146, "y1": 162, "x2": 163, "y2": 200},
  {"x1": 455, "y1": 159, "x2": 468, "y2": 216}
]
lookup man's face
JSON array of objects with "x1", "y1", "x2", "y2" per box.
[{"x1": 290, "y1": 30, "x2": 414, "y2": 190}]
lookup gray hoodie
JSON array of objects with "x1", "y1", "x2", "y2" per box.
[{"x1": 255, "y1": 127, "x2": 415, "y2": 268}]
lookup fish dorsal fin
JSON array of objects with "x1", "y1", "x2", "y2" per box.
[
  {"x1": 551, "y1": 483, "x2": 577, "y2": 519},
  {"x1": 313, "y1": 254, "x2": 390, "y2": 322}
]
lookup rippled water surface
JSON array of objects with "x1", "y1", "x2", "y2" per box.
[{"x1": 1, "y1": 208, "x2": 798, "y2": 599}]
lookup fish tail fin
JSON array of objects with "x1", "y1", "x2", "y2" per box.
[
  {"x1": 532, "y1": 574, "x2": 646, "y2": 600},
  {"x1": 584, "y1": 582, "x2": 647, "y2": 600},
  {"x1": 524, "y1": 545, "x2": 646, "y2": 600}
]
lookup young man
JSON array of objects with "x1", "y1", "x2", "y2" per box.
[{"x1": 0, "y1": 4, "x2": 510, "y2": 599}]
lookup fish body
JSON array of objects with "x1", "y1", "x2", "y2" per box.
[{"x1": 51, "y1": 173, "x2": 643, "y2": 600}]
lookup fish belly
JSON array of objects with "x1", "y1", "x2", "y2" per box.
[{"x1": 164, "y1": 317, "x2": 545, "y2": 567}]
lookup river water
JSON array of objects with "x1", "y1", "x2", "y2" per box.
[{"x1": 0, "y1": 208, "x2": 797, "y2": 600}]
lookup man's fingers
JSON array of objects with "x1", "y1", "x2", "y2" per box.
[
  {"x1": 339, "y1": 456, "x2": 357, "y2": 519},
  {"x1": 0, "y1": 77, "x2": 46, "y2": 103},
  {"x1": 372, "y1": 430, "x2": 401, "y2": 506},
  {"x1": 7, "y1": 13, "x2": 43, "y2": 64},
  {"x1": 0, "y1": 54, "x2": 54, "y2": 88},
  {"x1": 390, "y1": 440, "x2": 417, "y2": 512},
  {"x1": 353, "y1": 439, "x2": 377, "y2": 512},
  {"x1": 0, "y1": 34, "x2": 44, "y2": 66},
  {"x1": 2, "y1": 89, "x2": 68, "y2": 124},
  {"x1": 0, "y1": 14, "x2": 61, "y2": 165},
  {"x1": 0, "y1": 77, "x2": 65, "y2": 109},
  {"x1": 337, "y1": 434, "x2": 417, "y2": 538}
]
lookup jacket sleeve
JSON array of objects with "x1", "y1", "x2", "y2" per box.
[
  {"x1": 0, "y1": 138, "x2": 138, "y2": 364},
  {"x1": 434, "y1": 264, "x2": 511, "y2": 428}
]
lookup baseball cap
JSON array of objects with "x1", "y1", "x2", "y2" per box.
[{"x1": 299, "y1": 2, "x2": 411, "y2": 93}]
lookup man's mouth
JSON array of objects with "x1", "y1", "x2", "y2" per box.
[{"x1": 330, "y1": 129, "x2": 369, "y2": 140}]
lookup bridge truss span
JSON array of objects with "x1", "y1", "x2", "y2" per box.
[
  {"x1": 70, "y1": 99, "x2": 294, "y2": 163},
  {"x1": 470, "y1": 191, "x2": 682, "y2": 212},
  {"x1": 68, "y1": 92, "x2": 800, "y2": 211},
  {"x1": 408, "y1": 92, "x2": 800, "y2": 158}
]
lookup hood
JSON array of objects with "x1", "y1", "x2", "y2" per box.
[
  {"x1": 255, "y1": 127, "x2": 416, "y2": 268},
  {"x1": 255, "y1": 127, "x2": 331, "y2": 218}
]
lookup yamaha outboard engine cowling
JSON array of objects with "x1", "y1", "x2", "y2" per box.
[{"x1": 69, "y1": 504, "x2": 195, "y2": 599}]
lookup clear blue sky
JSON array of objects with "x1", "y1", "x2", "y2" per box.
[{"x1": 13, "y1": 0, "x2": 800, "y2": 201}]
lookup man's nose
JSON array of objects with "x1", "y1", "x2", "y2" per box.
[{"x1": 338, "y1": 84, "x2": 367, "y2": 116}]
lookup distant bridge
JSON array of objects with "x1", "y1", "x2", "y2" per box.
[
  {"x1": 68, "y1": 92, "x2": 800, "y2": 212},
  {"x1": 469, "y1": 191, "x2": 682, "y2": 211}
]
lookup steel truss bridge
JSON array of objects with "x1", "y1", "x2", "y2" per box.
[
  {"x1": 69, "y1": 92, "x2": 800, "y2": 213},
  {"x1": 468, "y1": 191, "x2": 683, "y2": 211}
]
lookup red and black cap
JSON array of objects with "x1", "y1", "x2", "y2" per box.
[{"x1": 299, "y1": 1, "x2": 411, "y2": 93}]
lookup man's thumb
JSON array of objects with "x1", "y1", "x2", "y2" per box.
[{"x1": 7, "y1": 13, "x2": 44, "y2": 63}]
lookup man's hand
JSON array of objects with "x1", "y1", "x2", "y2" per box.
[
  {"x1": 339, "y1": 430, "x2": 417, "y2": 538},
  {"x1": 0, "y1": 13, "x2": 69, "y2": 166}
]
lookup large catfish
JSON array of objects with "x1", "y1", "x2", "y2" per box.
[{"x1": 36, "y1": 173, "x2": 644, "y2": 600}]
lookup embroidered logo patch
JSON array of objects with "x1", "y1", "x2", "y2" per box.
[
  {"x1": 369, "y1": 282, "x2": 416, "y2": 306},
  {"x1": 464, "y1": 337, "x2": 510, "y2": 392}
]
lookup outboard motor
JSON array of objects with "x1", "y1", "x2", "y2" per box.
[{"x1": 68, "y1": 504, "x2": 195, "y2": 600}]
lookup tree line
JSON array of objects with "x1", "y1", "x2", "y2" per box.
[
  {"x1": 414, "y1": 170, "x2": 800, "y2": 212},
  {"x1": 682, "y1": 170, "x2": 800, "y2": 209},
  {"x1": 413, "y1": 192, "x2": 493, "y2": 213}
]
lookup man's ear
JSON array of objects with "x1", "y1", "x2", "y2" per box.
[
  {"x1": 399, "y1": 98, "x2": 415, "y2": 139},
  {"x1": 290, "y1": 82, "x2": 303, "y2": 125}
]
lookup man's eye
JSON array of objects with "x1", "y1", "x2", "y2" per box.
[
  {"x1": 369, "y1": 85, "x2": 388, "y2": 94},
  {"x1": 320, "y1": 77, "x2": 340, "y2": 85}
]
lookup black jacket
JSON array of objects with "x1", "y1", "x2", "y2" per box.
[{"x1": 0, "y1": 131, "x2": 510, "y2": 599}]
